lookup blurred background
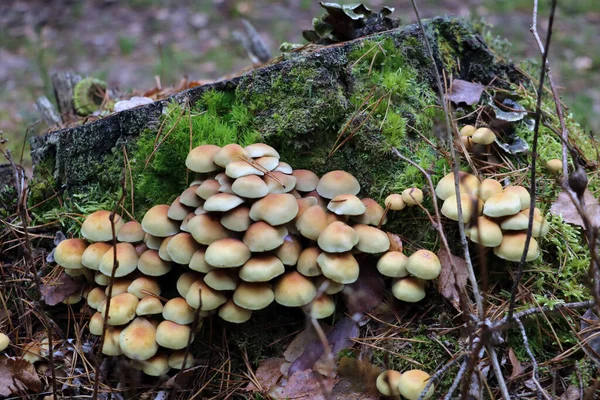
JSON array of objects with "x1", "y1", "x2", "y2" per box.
[{"x1": 0, "y1": 0, "x2": 598, "y2": 167}]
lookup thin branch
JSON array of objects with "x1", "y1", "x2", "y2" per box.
[
  {"x1": 515, "y1": 316, "x2": 552, "y2": 400},
  {"x1": 486, "y1": 344, "x2": 511, "y2": 400}
]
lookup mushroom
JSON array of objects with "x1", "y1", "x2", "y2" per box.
[
  {"x1": 441, "y1": 194, "x2": 483, "y2": 222},
  {"x1": 163, "y1": 297, "x2": 196, "y2": 325},
  {"x1": 292, "y1": 169, "x2": 320, "y2": 192},
  {"x1": 317, "y1": 221, "x2": 358, "y2": 253},
  {"x1": 243, "y1": 222, "x2": 288, "y2": 252},
  {"x1": 204, "y1": 269, "x2": 240, "y2": 290},
  {"x1": 218, "y1": 299, "x2": 252, "y2": 323},
  {"x1": 214, "y1": 143, "x2": 250, "y2": 168},
  {"x1": 384, "y1": 193, "x2": 406, "y2": 211},
  {"x1": 377, "y1": 251, "x2": 409, "y2": 278},
  {"x1": 296, "y1": 205, "x2": 328, "y2": 240},
  {"x1": 127, "y1": 277, "x2": 161, "y2": 299},
  {"x1": 143, "y1": 233, "x2": 163, "y2": 250},
  {"x1": 297, "y1": 247, "x2": 322, "y2": 277},
  {"x1": 221, "y1": 206, "x2": 252, "y2": 232},
  {"x1": 102, "y1": 292, "x2": 139, "y2": 325},
  {"x1": 233, "y1": 282, "x2": 275, "y2": 310},
  {"x1": 136, "y1": 297, "x2": 163, "y2": 316},
  {"x1": 245, "y1": 143, "x2": 280, "y2": 158},
  {"x1": 503, "y1": 186, "x2": 530, "y2": 210},
  {"x1": 353, "y1": 198, "x2": 386, "y2": 226},
  {"x1": 314, "y1": 276, "x2": 345, "y2": 295},
  {"x1": 274, "y1": 235, "x2": 302, "y2": 266},
  {"x1": 471, "y1": 127, "x2": 496, "y2": 145},
  {"x1": 179, "y1": 186, "x2": 203, "y2": 208},
  {"x1": 168, "y1": 351, "x2": 195, "y2": 369},
  {"x1": 316, "y1": 170, "x2": 360, "y2": 199},
  {"x1": 232, "y1": 175, "x2": 269, "y2": 198},
  {"x1": 166, "y1": 232, "x2": 202, "y2": 264},
  {"x1": 188, "y1": 248, "x2": 214, "y2": 273},
  {"x1": 239, "y1": 255, "x2": 285, "y2": 282},
  {"x1": 306, "y1": 294, "x2": 335, "y2": 319},
  {"x1": 185, "y1": 280, "x2": 227, "y2": 310},
  {"x1": 81, "y1": 242, "x2": 112, "y2": 271},
  {"x1": 142, "y1": 354, "x2": 171, "y2": 376},
  {"x1": 353, "y1": 224, "x2": 390, "y2": 253},
  {"x1": 274, "y1": 271, "x2": 317, "y2": 307},
  {"x1": 494, "y1": 233, "x2": 540, "y2": 262},
  {"x1": 435, "y1": 172, "x2": 480, "y2": 200},
  {"x1": 478, "y1": 179, "x2": 503, "y2": 202},
  {"x1": 0, "y1": 333, "x2": 10, "y2": 352},
  {"x1": 101, "y1": 327, "x2": 123, "y2": 356},
  {"x1": 117, "y1": 221, "x2": 145, "y2": 243},
  {"x1": 89, "y1": 313, "x2": 104, "y2": 335},
  {"x1": 406, "y1": 250, "x2": 441, "y2": 280},
  {"x1": 203, "y1": 193, "x2": 245, "y2": 212},
  {"x1": 397, "y1": 369, "x2": 434, "y2": 400},
  {"x1": 391, "y1": 278, "x2": 425, "y2": 302},
  {"x1": 274, "y1": 162, "x2": 293, "y2": 174},
  {"x1": 155, "y1": 321, "x2": 193, "y2": 350},
  {"x1": 99, "y1": 243, "x2": 139, "y2": 277},
  {"x1": 81, "y1": 210, "x2": 124, "y2": 242},
  {"x1": 249, "y1": 193, "x2": 299, "y2": 225},
  {"x1": 119, "y1": 317, "x2": 158, "y2": 361},
  {"x1": 264, "y1": 172, "x2": 297, "y2": 194},
  {"x1": 176, "y1": 272, "x2": 203, "y2": 298},
  {"x1": 196, "y1": 179, "x2": 221, "y2": 200},
  {"x1": 87, "y1": 287, "x2": 107, "y2": 310},
  {"x1": 141, "y1": 205, "x2": 180, "y2": 237},
  {"x1": 317, "y1": 252, "x2": 359, "y2": 284},
  {"x1": 402, "y1": 187, "x2": 424, "y2": 206},
  {"x1": 185, "y1": 144, "x2": 221, "y2": 173},
  {"x1": 483, "y1": 191, "x2": 522, "y2": 218},
  {"x1": 467, "y1": 216, "x2": 503, "y2": 247},
  {"x1": 376, "y1": 369, "x2": 403, "y2": 396},
  {"x1": 460, "y1": 125, "x2": 476, "y2": 137},
  {"x1": 546, "y1": 159, "x2": 562, "y2": 173},
  {"x1": 137, "y1": 249, "x2": 172, "y2": 276},
  {"x1": 205, "y1": 238, "x2": 251, "y2": 268},
  {"x1": 55, "y1": 238, "x2": 88, "y2": 270},
  {"x1": 327, "y1": 194, "x2": 366, "y2": 216}
]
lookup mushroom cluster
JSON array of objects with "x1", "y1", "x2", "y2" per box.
[
  {"x1": 458, "y1": 124, "x2": 496, "y2": 152},
  {"x1": 436, "y1": 171, "x2": 549, "y2": 261},
  {"x1": 376, "y1": 368, "x2": 434, "y2": 399}
]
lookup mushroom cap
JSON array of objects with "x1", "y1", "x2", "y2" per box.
[
  {"x1": 55, "y1": 238, "x2": 88, "y2": 270},
  {"x1": 102, "y1": 292, "x2": 139, "y2": 325},
  {"x1": 233, "y1": 282, "x2": 275, "y2": 310},
  {"x1": 205, "y1": 238, "x2": 251, "y2": 268},
  {"x1": 187, "y1": 214, "x2": 232, "y2": 245},
  {"x1": 435, "y1": 172, "x2": 480, "y2": 201},
  {"x1": 225, "y1": 160, "x2": 264, "y2": 178},
  {"x1": 406, "y1": 250, "x2": 441, "y2": 280},
  {"x1": 166, "y1": 232, "x2": 202, "y2": 264},
  {"x1": 274, "y1": 271, "x2": 317, "y2": 307},
  {"x1": 168, "y1": 196, "x2": 193, "y2": 220},
  {"x1": 155, "y1": 320, "x2": 193, "y2": 350},
  {"x1": 186, "y1": 144, "x2": 221, "y2": 173},
  {"x1": 82, "y1": 242, "x2": 112, "y2": 270},
  {"x1": 136, "y1": 296, "x2": 163, "y2": 316},
  {"x1": 163, "y1": 297, "x2": 196, "y2": 324},
  {"x1": 87, "y1": 287, "x2": 107, "y2": 310},
  {"x1": 168, "y1": 350, "x2": 194, "y2": 370},
  {"x1": 245, "y1": 143, "x2": 280, "y2": 158},
  {"x1": 402, "y1": 188, "x2": 424, "y2": 206},
  {"x1": 138, "y1": 249, "x2": 172, "y2": 276},
  {"x1": 546, "y1": 158, "x2": 563, "y2": 173},
  {"x1": 317, "y1": 252, "x2": 359, "y2": 284},
  {"x1": 441, "y1": 194, "x2": 483, "y2": 222},
  {"x1": 499, "y1": 212, "x2": 529, "y2": 231},
  {"x1": 471, "y1": 127, "x2": 496, "y2": 145},
  {"x1": 297, "y1": 247, "x2": 322, "y2": 277},
  {"x1": 504, "y1": 186, "x2": 530, "y2": 210},
  {"x1": 117, "y1": 221, "x2": 145, "y2": 243},
  {"x1": 274, "y1": 162, "x2": 293, "y2": 174},
  {"x1": 196, "y1": 179, "x2": 221, "y2": 200},
  {"x1": 119, "y1": 317, "x2": 158, "y2": 361},
  {"x1": 377, "y1": 251, "x2": 409, "y2": 278},
  {"x1": 221, "y1": 206, "x2": 252, "y2": 232},
  {"x1": 188, "y1": 248, "x2": 214, "y2": 273},
  {"x1": 459, "y1": 125, "x2": 476, "y2": 137},
  {"x1": 158, "y1": 236, "x2": 174, "y2": 262},
  {"x1": 295, "y1": 204, "x2": 328, "y2": 241},
  {"x1": 292, "y1": 169, "x2": 320, "y2": 192},
  {"x1": 327, "y1": 194, "x2": 366, "y2": 216},
  {"x1": 99, "y1": 243, "x2": 139, "y2": 277},
  {"x1": 141, "y1": 205, "x2": 180, "y2": 237},
  {"x1": 397, "y1": 369, "x2": 434, "y2": 400},
  {"x1": 185, "y1": 280, "x2": 227, "y2": 310},
  {"x1": 218, "y1": 299, "x2": 252, "y2": 323},
  {"x1": 106, "y1": 278, "x2": 133, "y2": 296},
  {"x1": 176, "y1": 272, "x2": 203, "y2": 298},
  {"x1": 376, "y1": 370, "x2": 403, "y2": 396},
  {"x1": 316, "y1": 170, "x2": 360, "y2": 199},
  {"x1": 384, "y1": 193, "x2": 406, "y2": 211},
  {"x1": 243, "y1": 222, "x2": 288, "y2": 252},
  {"x1": 89, "y1": 312, "x2": 104, "y2": 335},
  {"x1": 354, "y1": 198, "x2": 386, "y2": 226},
  {"x1": 101, "y1": 327, "x2": 123, "y2": 356},
  {"x1": 144, "y1": 233, "x2": 163, "y2": 250},
  {"x1": 0, "y1": 333, "x2": 10, "y2": 352},
  {"x1": 214, "y1": 143, "x2": 250, "y2": 168},
  {"x1": 467, "y1": 217, "x2": 503, "y2": 247},
  {"x1": 494, "y1": 233, "x2": 540, "y2": 262},
  {"x1": 142, "y1": 353, "x2": 171, "y2": 376},
  {"x1": 264, "y1": 171, "x2": 297, "y2": 194},
  {"x1": 274, "y1": 234, "x2": 302, "y2": 266},
  {"x1": 317, "y1": 221, "x2": 358, "y2": 253},
  {"x1": 232, "y1": 175, "x2": 269, "y2": 198},
  {"x1": 81, "y1": 210, "x2": 125, "y2": 242},
  {"x1": 249, "y1": 193, "x2": 299, "y2": 226},
  {"x1": 353, "y1": 224, "x2": 390, "y2": 253},
  {"x1": 180, "y1": 186, "x2": 203, "y2": 208},
  {"x1": 296, "y1": 197, "x2": 318, "y2": 219},
  {"x1": 94, "y1": 272, "x2": 111, "y2": 286},
  {"x1": 391, "y1": 277, "x2": 425, "y2": 302},
  {"x1": 483, "y1": 191, "x2": 522, "y2": 217},
  {"x1": 307, "y1": 294, "x2": 335, "y2": 319},
  {"x1": 314, "y1": 276, "x2": 345, "y2": 295},
  {"x1": 204, "y1": 269, "x2": 240, "y2": 290},
  {"x1": 128, "y1": 277, "x2": 161, "y2": 299},
  {"x1": 203, "y1": 193, "x2": 244, "y2": 212},
  {"x1": 255, "y1": 156, "x2": 280, "y2": 171},
  {"x1": 239, "y1": 255, "x2": 285, "y2": 282},
  {"x1": 521, "y1": 209, "x2": 550, "y2": 237},
  {"x1": 479, "y1": 179, "x2": 503, "y2": 202}
]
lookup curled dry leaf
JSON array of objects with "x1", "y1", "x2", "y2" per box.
[
  {"x1": 436, "y1": 249, "x2": 468, "y2": 310},
  {"x1": 386, "y1": 232, "x2": 403, "y2": 252},
  {"x1": 507, "y1": 347, "x2": 523, "y2": 380},
  {"x1": 245, "y1": 357, "x2": 286, "y2": 393},
  {"x1": 40, "y1": 273, "x2": 83, "y2": 306},
  {"x1": 0, "y1": 356, "x2": 42, "y2": 397},
  {"x1": 550, "y1": 189, "x2": 600, "y2": 230},
  {"x1": 446, "y1": 79, "x2": 485, "y2": 106}
]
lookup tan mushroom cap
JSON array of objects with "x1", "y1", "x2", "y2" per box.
[
  {"x1": 179, "y1": 186, "x2": 202, "y2": 208},
  {"x1": 189, "y1": 248, "x2": 214, "y2": 273},
  {"x1": 114, "y1": 220, "x2": 144, "y2": 243},
  {"x1": 214, "y1": 143, "x2": 250, "y2": 168},
  {"x1": 376, "y1": 370, "x2": 403, "y2": 396},
  {"x1": 249, "y1": 193, "x2": 299, "y2": 226},
  {"x1": 397, "y1": 369, "x2": 434, "y2": 400},
  {"x1": 187, "y1": 214, "x2": 232, "y2": 245},
  {"x1": 441, "y1": 194, "x2": 483, "y2": 222},
  {"x1": 136, "y1": 296, "x2": 163, "y2": 316},
  {"x1": 316, "y1": 170, "x2": 360, "y2": 199},
  {"x1": 205, "y1": 238, "x2": 251, "y2": 268},
  {"x1": 63, "y1": 268, "x2": 87, "y2": 278},
  {"x1": 314, "y1": 276, "x2": 345, "y2": 295},
  {"x1": 102, "y1": 292, "x2": 139, "y2": 325},
  {"x1": 99, "y1": 242, "x2": 138, "y2": 277},
  {"x1": 471, "y1": 127, "x2": 496, "y2": 145},
  {"x1": 521, "y1": 208, "x2": 550, "y2": 237},
  {"x1": 81, "y1": 242, "x2": 112, "y2": 270},
  {"x1": 467, "y1": 216, "x2": 503, "y2": 247},
  {"x1": 168, "y1": 350, "x2": 194, "y2": 370},
  {"x1": 185, "y1": 280, "x2": 227, "y2": 310},
  {"x1": 256, "y1": 156, "x2": 280, "y2": 171},
  {"x1": 166, "y1": 232, "x2": 202, "y2": 264},
  {"x1": 402, "y1": 188, "x2": 424, "y2": 206},
  {"x1": 317, "y1": 252, "x2": 359, "y2": 284},
  {"x1": 384, "y1": 193, "x2": 406, "y2": 211},
  {"x1": 274, "y1": 162, "x2": 293, "y2": 174},
  {"x1": 203, "y1": 193, "x2": 244, "y2": 212},
  {"x1": 377, "y1": 251, "x2": 409, "y2": 278},
  {"x1": 225, "y1": 160, "x2": 264, "y2": 178},
  {"x1": 327, "y1": 194, "x2": 366, "y2": 216},
  {"x1": 460, "y1": 125, "x2": 476, "y2": 137},
  {"x1": 297, "y1": 247, "x2": 322, "y2": 277},
  {"x1": 478, "y1": 178, "x2": 503, "y2": 202},
  {"x1": 296, "y1": 197, "x2": 318, "y2": 219},
  {"x1": 264, "y1": 171, "x2": 297, "y2": 194},
  {"x1": 239, "y1": 255, "x2": 285, "y2": 282},
  {"x1": 87, "y1": 287, "x2": 107, "y2": 310},
  {"x1": 204, "y1": 269, "x2": 240, "y2": 290},
  {"x1": 176, "y1": 272, "x2": 203, "y2": 298},
  {"x1": 231, "y1": 175, "x2": 269, "y2": 198},
  {"x1": 89, "y1": 312, "x2": 104, "y2": 335},
  {"x1": 274, "y1": 235, "x2": 302, "y2": 266},
  {"x1": 55, "y1": 238, "x2": 88, "y2": 269},
  {"x1": 244, "y1": 143, "x2": 280, "y2": 158},
  {"x1": 168, "y1": 196, "x2": 193, "y2": 221},
  {"x1": 138, "y1": 249, "x2": 172, "y2": 276},
  {"x1": 163, "y1": 297, "x2": 196, "y2": 325},
  {"x1": 499, "y1": 212, "x2": 529, "y2": 230},
  {"x1": 483, "y1": 191, "x2": 522, "y2": 217},
  {"x1": 304, "y1": 190, "x2": 328, "y2": 209},
  {"x1": 435, "y1": 171, "x2": 480, "y2": 201},
  {"x1": 95, "y1": 272, "x2": 111, "y2": 286},
  {"x1": 292, "y1": 169, "x2": 320, "y2": 192},
  {"x1": 243, "y1": 222, "x2": 287, "y2": 252},
  {"x1": 353, "y1": 224, "x2": 390, "y2": 253},
  {"x1": 546, "y1": 158, "x2": 563, "y2": 173},
  {"x1": 144, "y1": 233, "x2": 163, "y2": 250},
  {"x1": 102, "y1": 327, "x2": 123, "y2": 356},
  {"x1": 274, "y1": 271, "x2": 317, "y2": 307},
  {"x1": 391, "y1": 277, "x2": 426, "y2": 302},
  {"x1": 81, "y1": 210, "x2": 125, "y2": 242},
  {"x1": 141, "y1": 205, "x2": 180, "y2": 237},
  {"x1": 317, "y1": 221, "x2": 358, "y2": 253},
  {"x1": 406, "y1": 250, "x2": 441, "y2": 280},
  {"x1": 156, "y1": 320, "x2": 193, "y2": 350},
  {"x1": 128, "y1": 277, "x2": 161, "y2": 299},
  {"x1": 494, "y1": 233, "x2": 540, "y2": 262},
  {"x1": 106, "y1": 278, "x2": 133, "y2": 296},
  {"x1": 354, "y1": 198, "x2": 386, "y2": 226},
  {"x1": 295, "y1": 204, "x2": 328, "y2": 241},
  {"x1": 504, "y1": 186, "x2": 530, "y2": 210},
  {"x1": 233, "y1": 282, "x2": 275, "y2": 310},
  {"x1": 218, "y1": 299, "x2": 252, "y2": 323},
  {"x1": 142, "y1": 353, "x2": 171, "y2": 376},
  {"x1": 221, "y1": 206, "x2": 252, "y2": 232},
  {"x1": 0, "y1": 333, "x2": 10, "y2": 352},
  {"x1": 307, "y1": 294, "x2": 335, "y2": 319},
  {"x1": 186, "y1": 144, "x2": 221, "y2": 173},
  {"x1": 196, "y1": 179, "x2": 221, "y2": 200},
  {"x1": 119, "y1": 317, "x2": 158, "y2": 361},
  {"x1": 158, "y1": 236, "x2": 174, "y2": 262}
]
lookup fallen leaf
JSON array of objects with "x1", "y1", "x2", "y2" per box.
[
  {"x1": 342, "y1": 265, "x2": 385, "y2": 315},
  {"x1": 550, "y1": 189, "x2": 600, "y2": 229},
  {"x1": 507, "y1": 348, "x2": 523, "y2": 380},
  {"x1": 0, "y1": 356, "x2": 42, "y2": 397},
  {"x1": 446, "y1": 79, "x2": 484, "y2": 106},
  {"x1": 579, "y1": 308, "x2": 600, "y2": 368},
  {"x1": 436, "y1": 249, "x2": 468, "y2": 310},
  {"x1": 268, "y1": 369, "x2": 338, "y2": 399},
  {"x1": 284, "y1": 328, "x2": 324, "y2": 363},
  {"x1": 41, "y1": 273, "x2": 82, "y2": 306},
  {"x1": 386, "y1": 232, "x2": 403, "y2": 252},
  {"x1": 245, "y1": 357, "x2": 286, "y2": 393},
  {"x1": 559, "y1": 385, "x2": 581, "y2": 400}
]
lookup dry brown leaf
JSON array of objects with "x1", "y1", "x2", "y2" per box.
[
  {"x1": 446, "y1": 79, "x2": 485, "y2": 106},
  {"x1": 559, "y1": 385, "x2": 581, "y2": 400},
  {"x1": 268, "y1": 369, "x2": 338, "y2": 399},
  {"x1": 342, "y1": 265, "x2": 385, "y2": 315},
  {"x1": 284, "y1": 327, "x2": 324, "y2": 363},
  {"x1": 245, "y1": 357, "x2": 286, "y2": 393},
  {"x1": 41, "y1": 273, "x2": 82, "y2": 306},
  {"x1": 436, "y1": 249, "x2": 468, "y2": 310},
  {"x1": 0, "y1": 356, "x2": 42, "y2": 397},
  {"x1": 550, "y1": 189, "x2": 600, "y2": 229},
  {"x1": 507, "y1": 348, "x2": 523, "y2": 380},
  {"x1": 386, "y1": 232, "x2": 403, "y2": 252},
  {"x1": 579, "y1": 308, "x2": 600, "y2": 368}
]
